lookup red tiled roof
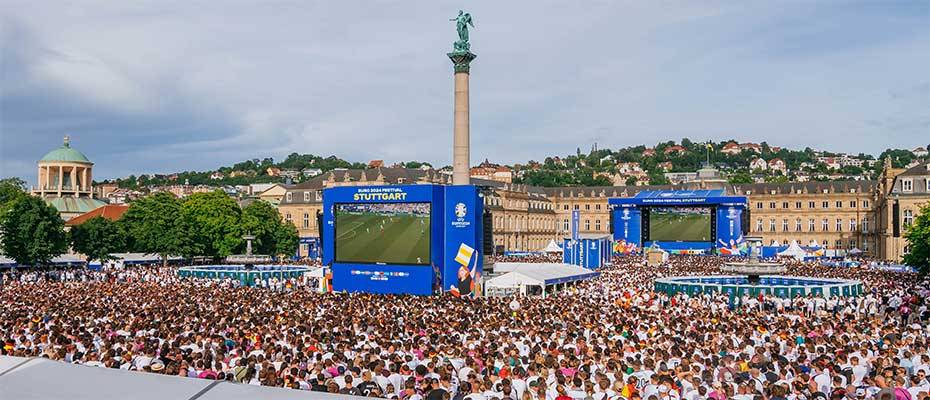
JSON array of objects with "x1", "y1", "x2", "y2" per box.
[{"x1": 65, "y1": 204, "x2": 129, "y2": 226}]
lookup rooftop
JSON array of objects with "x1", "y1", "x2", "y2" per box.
[{"x1": 39, "y1": 136, "x2": 92, "y2": 164}]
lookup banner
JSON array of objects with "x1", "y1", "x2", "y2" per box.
[{"x1": 443, "y1": 185, "x2": 483, "y2": 297}]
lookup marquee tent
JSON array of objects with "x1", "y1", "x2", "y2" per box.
[
  {"x1": 486, "y1": 263, "x2": 599, "y2": 297},
  {"x1": 777, "y1": 241, "x2": 808, "y2": 260},
  {"x1": 543, "y1": 240, "x2": 563, "y2": 253}
]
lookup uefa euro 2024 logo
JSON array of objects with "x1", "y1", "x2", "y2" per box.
[{"x1": 455, "y1": 203, "x2": 467, "y2": 219}]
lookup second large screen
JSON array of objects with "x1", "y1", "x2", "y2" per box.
[
  {"x1": 335, "y1": 202, "x2": 431, "y2": 265},
  {"x1": 648, "y1": 207, "x2": 712, "y2": 241}
]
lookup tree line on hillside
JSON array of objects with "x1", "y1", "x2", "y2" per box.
[
  {"x1": 515, "y1": 140, "x2": 929, "y2": 187},
  {"x1": 98, "y1": 142, "x2": 928, "y2": 190},
  {"x1": 0, "y1": 178, "x2": 298, "y2": 266}
]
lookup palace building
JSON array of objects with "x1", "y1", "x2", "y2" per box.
[{"x1": 278, "y1": 162, "x2": 928, "y2": 262}]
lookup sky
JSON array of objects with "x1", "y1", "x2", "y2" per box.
[{"x1": 1, "y1": 1, "x2": 928, "y2": 183}]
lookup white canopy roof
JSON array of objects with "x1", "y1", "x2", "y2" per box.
[
  {"x1": 486, "y1": 263, "x2": 599, "y2": 289},
  {"x1": 0, "y1": 356, "x2": 360, "y2": 400},
  {"x1": 543, "y1": 240, "x2": 563, "y2": 253},
  {"x1": 306, "y1": 266, "x2": 325, "y2": 278},
  {"x1": 778, "y1": 241, "x2": 808, "y2": 258}
]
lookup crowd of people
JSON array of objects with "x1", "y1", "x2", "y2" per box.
[{"x1": 1, "y1": 255, "x2": 928, "y2": 400}]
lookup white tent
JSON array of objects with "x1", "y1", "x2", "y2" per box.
[
  {"x1": 778, "y1": 241, "x2": 808, "y2": 259},
  {"x1": 809, "y1": 240, "x2": 820, "y2": 248},
  {"x1": 486, "y1": 263, "x2": 599, "y2": 297},
  {"x1": 771, "y1": 240, "x2": 781, "y2": 246},
  {"x1": 543, "y1": 240, "x2": 563, "y2": 253}
]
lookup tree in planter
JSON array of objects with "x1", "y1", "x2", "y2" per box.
[
  {"x1": 70, "y1": 216, "x2": 126, "y2": 264},
  {"x1": 0, "y1": 195, "x2": 68, "y2": 266}
]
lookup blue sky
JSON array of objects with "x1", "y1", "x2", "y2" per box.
[{"x1": 1, "y1": 1, "x2": 928, "y2": 183}]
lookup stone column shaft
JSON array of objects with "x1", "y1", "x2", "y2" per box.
[{"x1": 452, "y1": 71, "x2": 470, "y2": 185}]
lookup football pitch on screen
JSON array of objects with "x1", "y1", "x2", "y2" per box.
[
  {"x1": 336, "y1": 212, "x2": 431, "y2": 265},
  {"x1": 649, "y1": 212, "x2": 711, "y2": 242}
]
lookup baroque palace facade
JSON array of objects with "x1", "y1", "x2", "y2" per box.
[{"x1": 278, "y1": 162, "x2": 929, "y2": 261}]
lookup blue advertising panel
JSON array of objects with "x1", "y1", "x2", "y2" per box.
[
  {"x1": 442, "y1": 185, "x2": 483, "y2": 297},
  {"x1": 612, "y1": 206, "x2": 641, "y2": 255}
]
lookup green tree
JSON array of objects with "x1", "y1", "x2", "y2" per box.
[
  {"x1": 121, "y1": 192, "x2": 198, "y2": 265},
  {"x1": 0, "y1": 177, "x2": 27, "y2": 213},
  {"x1": 182, "y1": 191, "x2": 242, "y2": 259},
  {"x1": 0, "y1": 196, "x2": 67, "y2": 266},
  {"x1": 274, "y1": 221, "x2": 299, "y2": 257},
  {"x1": 648, "y1": 171, "x2": 670, "y2": 185},
  {"x1": 70, "y1": 216, "x2": 125, "y2": 263},
  {"x1": 625, "y1": 176, "x2": 638, "y2": 186},
  {"x1": 728, "y1": 172, "x2": 754, "y2": 184},
  {"x1": 903, "y1": 203, "x2": 930, "y2": 274},
  {"x1": 240, "y1": 200, "x2": 287, "y2": 255}
]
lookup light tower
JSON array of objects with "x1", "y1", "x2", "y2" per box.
[{"x1": 448, "y1": 10, "x2": 476, "y2": 185}]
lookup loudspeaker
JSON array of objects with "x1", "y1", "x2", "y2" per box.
[
  {"x1": 742, "y1": 208, "x2": 751, "y2": 235},
  {"x1": 641, "y1": 208, "x2": 651, "y2": 242},
  {"x1": 316, "y1": 210, "x2": 325, "y2": 250},
  {"x1": 892, "y1": 201, "x2": 900, "y2": 238},
  {"x1": 482, "y1": 210, "x2": 494, "y2": 255}
]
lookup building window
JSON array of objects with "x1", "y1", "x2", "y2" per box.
[
  {"x1": 795, "y1": 219, "x2": 802, "y2": 232},
  {"x1": 595, "y1": 220, "x2": 601, "y2": 231},
  {"x1": 849, "y1": 219, "x2": 857, "y2": 232},
  {"x1": 822, "y1": 201, "x2": 829, "y2": 208},
  {"x1": 769, "y1": 219, "x2": 776, "y2": 232},
  {"x1": 585, "y1": 220, "x2": 590, "y2": 230},
  {"x1": 902, "y1": 179, "x2": 913, "y2": 192},
  {"x1": 756, "y1": 219, "x2": 763, "y2": 232},
  {"x1": 563, "y1": 219, "x2": 569, "y2": 231},
  {"x1": 795, "y1": 201, "x2": 802, "y2": 209},
  {"x1": 769, "y1": 202, "x2": 776, "y2": 209},
  {"x1": 286, "y1": 193, "x2": 292, "y2": 202},
  {"x1": 563, "y1": 205, "x2": 569, "y2": 210},
  {"x1": 835, "y1": 239, "x2": 842, "y2": 248},
  {"x1": 782, "y1": 219, "x2": 788, "y2": 232},
  {"x1": 836, "y1": 218, "x2": 842, "y2": 232},
  {"x1": 862, "y1": 200, "x2": 869, "y2": 208},
  {"x1": 303, "y1": 213, "x2": 309, "y2": 228},
  {"x1": 822, "y1": 218, "x2": 829, "y2": 232},
  {"x1": 904, "y1": 210, "x2": 914, "y2": 228},
  {"x1": 303, "y1": 192, "x2": 310, "y2": 202},
  {"x1": 756, "y1": 202, "x2": 763, "y2": 209},
  {"x1": 585, "y1": 204, "x2": 590, "y2": 211},
  {"x1": 861, "y1": 218, "x2": 869, "y2": 233},
  {"x1": 573, "y1": 205, "x2": 579, "y2": 210},
  {"x1": 835, "y1": 201, "x2": 842, "y2": 208},
  {"x1": 849, "y1": 201, "x2": 856, "y2": 208},
  {"x1": 809, "y1": 219, "x2": 815, "y2": 232},
  {"x1": 595, "y1": 204, "x2": 601, "y2": 210},
  {"x1": 782, "y1": 202, "x2": 788, "y2": 209},
  {"x1": 809, "y1": 201, "x2": 815, "y2": 208},
  {"x1": 285, "y1": 213, "x2": 292, "y2": 223}
]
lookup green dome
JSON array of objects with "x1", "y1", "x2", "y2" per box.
[{"x1": 40, "y1": 136, "x2": 91, "y2": 163}]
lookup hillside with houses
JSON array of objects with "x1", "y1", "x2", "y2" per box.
[{"x1": 95, "y1": 140, "x2": 929, "y2": 202}]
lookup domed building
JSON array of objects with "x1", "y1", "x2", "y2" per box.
[{"x1": 33, "y1": 136, "x2": 106, "y2": 221}]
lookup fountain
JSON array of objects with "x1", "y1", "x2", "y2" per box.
[
  {"x1": 654, "y1": 237, "x2": 863, "y2": 300},
  {"x1": 225, "y1": 234, "x2": 272, "y2": 267},
  {"x1": 720, "y1": 237, "x2": 786, "y2": 284},
  {"x1": 177, "y1": 234, "x2": 313, "y2": 286}
]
